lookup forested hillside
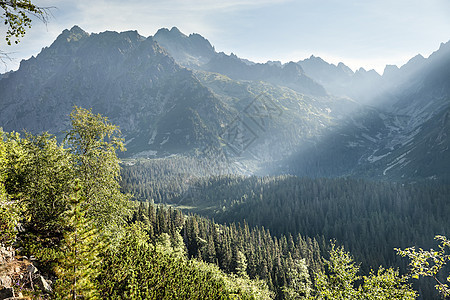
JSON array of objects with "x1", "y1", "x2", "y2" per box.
[
  {"x1": 121, "y1": 160, "x2": 450, "y2": 299},
  {"x1": 1, "y1": 15, "x2": 449, "y2": 299},
  {"x1": 2, "y1": 108, "x2": 447, "y2": 299},
  {"x1": 0, "y1": 108, "x2": 274, "y2": 299}
]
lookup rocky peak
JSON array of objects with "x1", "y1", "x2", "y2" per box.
[
  {"x1": 356, "y1": 67, "x2": 367, "y2": 73},
  {"x1": 267, "y1": 60, "x2": 282, "y2": 67},
  {"x1": 406, "y1": 54, "x2": 426, "y2": 67},
  {"x1": 283, "y1": 61, "x2": 304, "y2": 76},
  {"x1": 155, "y1": 26, "x2": 186, "y2": 39},
  {"x1": 382, "y1": 64, "x2": 401, "y2": 85},
  {"x1": 337, "y1": 62, "x2": 353, "y2": 75},
  {"x1": 154, "y1": 27, "x2": 215, "y2": 67},
  {"x1": 120, "y1": 30, "x2": 146, "y2": 43},
  {"x1": 426, "y1": 40, "x2": 450, "y2": 65},
  {"x1": 57, "y1": 25, "x2": 89, "y2": 43},
  {"x1": 438, "y1": 40, "x2": 450, "y2": 52},
  {"x1": 383, "y1": 64, "x2": 399, "y2": 76},
  {"x1": 170, "y1": 26, "x2": 184, "y2": 36}
]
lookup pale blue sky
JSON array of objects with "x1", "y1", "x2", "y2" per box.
[{"x1": 1, "y1": 0, "x2": 450, "y2": 73}]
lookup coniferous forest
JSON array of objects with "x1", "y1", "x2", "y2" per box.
[
  {"x1": 1, "y1": 2, "x2": 450, "y2": 299},
  {"x1": 1, "y1": 108, "x2": 449, "y2": 299}
]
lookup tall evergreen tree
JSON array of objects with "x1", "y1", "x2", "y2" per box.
[{"x1": 53, "y1": 184, "x2": 104, "y2": 299}]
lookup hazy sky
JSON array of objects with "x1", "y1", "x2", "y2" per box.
[{"x1": 1, "y1": 0, "x2": 450, "y2": 73}]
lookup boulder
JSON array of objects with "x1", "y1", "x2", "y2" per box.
[{"x1": 0, "y1": 248, "x2": 14, "y2": 263}]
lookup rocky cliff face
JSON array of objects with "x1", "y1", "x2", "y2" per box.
[
  {"x1": 357, "y1": 41, "x2": 450, "y2": 180},
  {"x1": 154, "y1": 27, "x2": 328, "y2": 97},
  {"x1": 0, "y1": 26, "x2": 352, "y2": 162},
  {"x1": 1, "y1": 26, "x2": 449, "y2": 180},
  {"x1": 0, "y1": 246, "x2": 53, "y2": 299},
  {"x1": 284, "y1": 41, "x2": 450, "y2": 180},
  {"x1": 0, "y1": 26, "x2": 234, "y2": 157},
  {"x1": 153, "y1": 27, "x2": 216, "y2": 67}
]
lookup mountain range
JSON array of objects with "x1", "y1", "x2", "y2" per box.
[{"x1": 0, "y1": 25, "x2": 449, "y2": 181}]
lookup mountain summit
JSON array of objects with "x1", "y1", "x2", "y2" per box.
[
  {"x1": 154, "y1": 27, "x2": 215, "y2": 67},
  {"x1": 0, "y1": 27, "x2": 232, "y2": 157},
  {"x1": 0, "y1": 26, "x2": 449, "y2": 180}
]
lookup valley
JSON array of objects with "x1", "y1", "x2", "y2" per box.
[{"x1": 1, "y1": 24, "x2": 449, "y2": 299}]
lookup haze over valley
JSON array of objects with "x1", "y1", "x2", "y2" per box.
[
  {"x1": 2, "y1": 26, "x2": 449, "y2": 181},
  {"x1": 1, "y1": 5, "x2": 450, "y2": 298}
]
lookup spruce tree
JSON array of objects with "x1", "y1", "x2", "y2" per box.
[{"x1": 53, "y1": 184, "x2": 104, "y2": 299}]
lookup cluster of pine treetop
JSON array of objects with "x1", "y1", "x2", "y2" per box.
[
  {"x1": 1, "y1": 108, "x2": 449, "y2": 299},
  {"x1": 122, "y1": 160, "x2": 450, "y2": 269},
  {"x1": 121, "y1": 154, "x2": 450, "y2": 299}
]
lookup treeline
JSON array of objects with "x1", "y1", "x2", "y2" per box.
[
  {"x1": 121, "y1": 168, "x2": 450, "y2": 299},
  {"x1": 186, "y1": 176, "x2": 449, "y2": 268},
  {"x1": 0, "y1": 107, "x2": 272, "y2": 299},
  {"x1": 130, "y1": 202, "x2": 323, "y2": 297},
  {"x1": 121, "y1": 171, "x2": 450, "y2": 270},
  {"x1": 120, "y1": 151, "x2": 237, "y2": 203},
  {"x1": 1, "y1": 108, "x2": 447, "y2": 299},
  {"x1": 182, "y1": 175, "x2": 450, "y2": 299}
]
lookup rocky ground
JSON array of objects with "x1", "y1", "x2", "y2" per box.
[{"x1": 0, "y1": 246, "x2": 52, "y2": 300}]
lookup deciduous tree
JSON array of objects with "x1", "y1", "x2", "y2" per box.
[
  {"x1": 397, "y1": 235, "x2": 450, "y2": 298},
  {"x1": 311, "y1": 243, "x2": 416, "y2": 300},
  {"x1": 65, "y1": 106, "x2": 131, "y2": 230},
  {"x1": 0, "y1": 0, "x2": 50, "y2": 45}
]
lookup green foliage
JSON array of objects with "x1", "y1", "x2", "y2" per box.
[
  {"x1": 0, "y1": 128, "x2": 6, "y2": 198},
  {"x1": 155, "y1": 231, "x2": 187, "y2": 258},
  {"x1": 397, "y1": 235, "x2": 450, "y2": 298},
  {"x1": 282, "y1": 257, "x2": 312, "y2": 299},
  {"x1": 122, "y1": 165, "x2": 450, "y2": 298},
  {"x1": 311, "y1": 243, "x2": 416, "y2": 300},
  {"x1": 98, "y1": 223, "x2": 233, "y2": 299},
  {"x1": 15, "y1": 133, "x2": 73, "y2": 230},
  {"x1": 0, "y1": 202, "x2": 17, "y2": 245},
  {"x1": 312, "y1": 243, "x2": 360, "y2": 299},
  {"x1": 53, "y1": 184, "x2": 104, "y2": 299},
  {"x1": 193, "y1": 259, "x2": 275, "y2": 300},
  {"x1": 131, "y1": 202, "x2": 323, "y2": 299},
  {"x1": 0, "y1": 130, "x2": 17, "y2": 245},
  {"x1": 234, "y1": 250, "x2": 248, "y2": 278},
  {"x1": 0, "y1": 0, "x2": 48, "y2": 45},
  {"x1": 2, "y1": 108, "x2": 440, "y2": 299},
  {"x1": 65, "y1": 106, "x2": 131, "y2": 230},
  {"x1": 0, "y1": 108, "x2": 135, "y2": 295},
  {"x1": 360, "y1": 267, "x2": 418, "y2": 300},
  {"x1": 1, "y1": 131, "x2": 73, "y2": 257}
]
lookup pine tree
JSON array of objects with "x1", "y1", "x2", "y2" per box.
[
  {"x1": 53, "y1": 184, "x2": 105, "y2": 299},
  {"x1": 282, "y1": 256, "x2": 311, "y2": 299},
  {"x1": 235, "y1": 249, "x2": 248, "y2": 279}
]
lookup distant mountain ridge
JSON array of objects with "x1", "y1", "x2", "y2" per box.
[
  {"x1": 0, "y1": 26, "x2": 235, "y2": 156},
  {"x1": 1, "y1": 25, "x2": 449, "y2": 180},
  {"x1": 283, "y1": 40, "x2": 450, "y2": 180},
  {"x1": 0, "y1": 26, "x2": 350, "y2": 161},
  {"x1": 154, "y1": 27, "x2": 327, "y2": 96}
]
